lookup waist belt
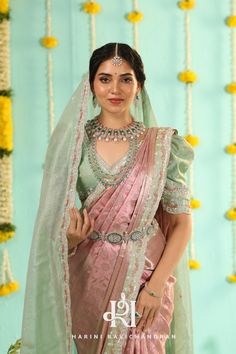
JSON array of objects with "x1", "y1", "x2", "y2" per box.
[{"x1": 89, "y1": 219, "x2": 158, "y2": 245}]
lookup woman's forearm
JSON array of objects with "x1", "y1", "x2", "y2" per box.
[{"x1": 147, "y1": 220, "x2": 192, "y2": 294}]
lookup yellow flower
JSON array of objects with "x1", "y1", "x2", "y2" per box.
[
  {"x1": 0, "y1": 230, "x2": 14, "y2": 243},
  {"x1": 190, "y1": 198, "x2": 201, "y2": 209},
  {"x1": 41, "y1": 36, "x2": 58, "y2": 48},
  {"x1": 178, "y1": 70, "x2": 197, "y2": 83},
  {"x1": 226, "y1": 274, "x2": 236, "y2": 283},
  {"x1": 189, "y1": 259, "x2": 201, "y2": 269},
  {"x1": 0, "y1": 0, "x2": 9, "y2": 14},
  {"x1": 82, "y1": 1, "x2": 101, "y2": 14},
  {"x1": 226, "y1": 208, "x2": 236, "y2": 220},
  {"x1": 184, "y1": 134, "x2": 199, "y2": 146},
  {"x1": 178, "y1": 1, "x2": 195, "y2": 10},
  {"x1": 127, "y1": 11, "x2": 143, "y2": 23},
  {"x1": 0, "y1": 281, "x2": 19, "y2": 296},
  {"x1": 226, "y1": 144, "x2": 236, "y2": 154},
  {"x1": 226, "y1": 82, "x2": 236, "y2": 94},
  {"x1": 0, "y1": 96, "x2": 13, "y2": 151},
  {"x1": 226, "y1": 16, "x2": 236, "y2": 27}
]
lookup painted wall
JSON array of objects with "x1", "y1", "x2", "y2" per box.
[{"x1": 0, "y1": 1, "x2": 235, "y2": 353}]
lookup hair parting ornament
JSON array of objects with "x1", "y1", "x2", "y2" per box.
[{"x1": 111, "y1": 43, "x2": 123, "y2": 66}]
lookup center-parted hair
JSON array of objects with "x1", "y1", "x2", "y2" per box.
[{"x1": 89, "y1": 43, "x2": 146, "y2": 92}]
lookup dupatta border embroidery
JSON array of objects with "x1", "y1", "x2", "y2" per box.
[
  {"x1": 102, "y1": 127, "x2": 176, "y2": 354},
  {"x1": 57, "y1": 77, "x2": 90, "y2": 354}
]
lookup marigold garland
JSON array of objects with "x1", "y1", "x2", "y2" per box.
[
  {"x1": 178, "y1": 70, "x2": 197, "y2": 83},
  {"x1": 226, "y1": 15, "x2": 236, "y2": 27},
  {"x1": 226, "y1": 208, "x2": 236, "y2": 220},
  {"x1": 225, "y1": 82, "x2": 236, "y2": 94},
  {"x1": 190, "y1": 198, "x2": 201, "y2": 209},
  {"x1": 41, "y1": 36, "x2": 58, "y2": 48},
  {"x1": 184, "y1": 134, "x2": 199, "y2": 147},
  {"x1": 0, "y1": 95, "x2": 13, "y2": 152},
  {"x1": 0, "y1": 223, "x2": 16, "y2": 243},
  {"x1": 127, "y1": 11, "x2": 143, "y2": 23},
  {"x1": 226, "y1": 144, "x2": 236, "y2": 154},
  {"x1": 189, "y1": 259, "x2": 201, "y2": 269},
  {"x1": 82, "y1": 1, "x2": 101, "y2": 15},
  {"x1": 0, "y1": 249, "x2": 19, "y2": 296},
  {"x1": 226, "y1": 274, "x2": 236, "y2": 283},
  {"x1": 0, "y1": 0, "x2": 9, "y2": 14},
  {"x1": 0, "y1": 281, "x2": 19, "y2": 296},
  {"x1": 178, "y1": 0, "x2": 195, "y2": 10}
]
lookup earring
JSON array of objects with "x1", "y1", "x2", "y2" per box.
[
  {"x1": 134, "y1": 94, "x2": 139, "y2": 108},
  {"x1": 93, "y1": 95, "x2": 97, "y2": 108}
]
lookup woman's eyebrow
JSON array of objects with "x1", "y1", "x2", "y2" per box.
[{"x1": 98, "y1": 72, "x2": 133, "y2": 77}]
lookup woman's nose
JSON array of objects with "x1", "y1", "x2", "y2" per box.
[{"x1": 110, "y1": 80, "x2": 120, "y2": 94}]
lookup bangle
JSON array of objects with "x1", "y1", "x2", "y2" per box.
[{"x1": 144, "y1": 282, "x2": 162, "y2": 298}]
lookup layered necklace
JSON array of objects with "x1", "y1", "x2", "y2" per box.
[
  {"x1": 86, "y1": 117, "x2": 146, "y2": 188},
  {"x1": 85, "y1": 116, "x2": 146, "y2": 142}
]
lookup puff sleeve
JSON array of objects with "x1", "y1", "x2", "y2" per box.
[{"x1": 161, "y1": 133, "x2": 194, "y2": 214}]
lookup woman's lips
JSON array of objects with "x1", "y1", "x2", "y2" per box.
[{"x1": 108, "y1": 98, "x2": 124, "y2": 105}]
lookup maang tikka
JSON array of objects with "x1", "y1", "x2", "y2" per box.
[{"x1": 111, "y1": 43, "x2": 123, "y2": 66}]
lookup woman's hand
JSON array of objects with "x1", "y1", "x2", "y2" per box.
[
  {"x1": 135, "y1": 286, "x2": 164, "y2": 334},
  {"x1": 66, "y1": 207, "x2": 94, "y2": 249}
]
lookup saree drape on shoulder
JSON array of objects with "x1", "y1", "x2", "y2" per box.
[{"x1": 20, "y1": 74, "x2": 195, "y2": 354}]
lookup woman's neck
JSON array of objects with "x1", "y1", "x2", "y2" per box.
[{"x1": 97, "y1": 110, "x2": 133, "y2": 129}]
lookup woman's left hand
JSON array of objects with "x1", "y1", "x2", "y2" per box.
[{"x1": 135, "y1": 286, "x2": 164, "y2": 334}]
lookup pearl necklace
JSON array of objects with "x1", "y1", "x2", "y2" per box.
[{"x1": 85, "y1": 116, "x2": 146, "y2": 142}]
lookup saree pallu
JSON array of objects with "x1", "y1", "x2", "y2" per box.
[{"x1": 69, "y1": 127, "x2": 191, "y2": 354}]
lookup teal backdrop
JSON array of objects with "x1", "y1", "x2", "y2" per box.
[{"x1": 0, "y1": 1, "x2": 235, "y2": 353}]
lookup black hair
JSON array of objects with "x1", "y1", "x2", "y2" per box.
[{"x1": 89, "y1": 42, "x2": 146, "y2": 93}]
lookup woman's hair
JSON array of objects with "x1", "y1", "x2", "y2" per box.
[{"x1": 89, "y1": 43, "x2": 146, "y2": 92}]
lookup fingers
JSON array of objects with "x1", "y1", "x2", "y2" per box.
[
  {"x1": 81, "y1": 208, "x2": 91, "y2": 235},
  {"x1": 142, "y1": 308, "x2": 156, "y2": 333},
  {"x1": 74, "y1": 207, "x2": 82, "y2": 233},
  {"x1": 67, "y1": 208, "x2": 77, "y2": 236},
  {"x1": 136, "y1": 306, "x2": 150, "y2": 333}
]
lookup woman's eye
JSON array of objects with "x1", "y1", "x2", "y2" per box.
[
  {"x1": 122, "y1": 77, "x2": 133, "y2": 83},
  {"x1": 99, "y1": 77, "x2": 110, "y2": 83}
]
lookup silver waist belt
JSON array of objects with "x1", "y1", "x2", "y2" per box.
[{"x1": 89, "y1": 219, "x2": 158, "y2": 245}]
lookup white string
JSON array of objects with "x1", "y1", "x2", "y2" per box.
[
  {"x1": 1, "y1": 249, "x2": 14, "y2": 284},
  {"x1": 90, "y1": 14, "x2": 96, "y2": 52},
  {"x1": 133, "y1": 0, "x2": 139, "y2": 51},
  {"x1": 45, "y1": 0, "x2": 55, "y2": 136}
]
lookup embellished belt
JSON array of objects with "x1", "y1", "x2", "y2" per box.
[{"x1": 89, "y1": 219, "x2": 158, "y2": 245}]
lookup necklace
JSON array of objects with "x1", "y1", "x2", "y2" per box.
[
  {"x1": 87, "y1": 134, "x2": 140, "y2": 188},
  {"x1": 85, "y1": 116, "x2": 146, "y2": 142}
]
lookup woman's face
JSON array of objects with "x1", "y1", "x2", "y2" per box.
[{"x1": 92, "y1": 59, "x2": 141, "y2": 115}]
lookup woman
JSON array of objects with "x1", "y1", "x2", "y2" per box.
[{"x1": 20, "y1": 43, "x2": 194, "y2": 354}]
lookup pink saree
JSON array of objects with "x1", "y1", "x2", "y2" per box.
[{"x1": 69, "y1": 127, "x2": 177, "y2": 354}]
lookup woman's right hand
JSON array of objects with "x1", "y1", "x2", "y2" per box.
[{"x1": 66, "y1": 207, "x2": 94, "y2": 250}]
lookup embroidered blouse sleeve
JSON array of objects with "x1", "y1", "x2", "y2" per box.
[{"x1": 161, "y1": 133, "x2": 194, "y2": 214}]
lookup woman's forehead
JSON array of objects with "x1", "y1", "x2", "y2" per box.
[{"x1": 96, "y1": 59, "x2": 135, "y2": 76}]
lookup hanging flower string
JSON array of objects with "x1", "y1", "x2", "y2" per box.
[
  {"x1": 40, "y1": 0, "x2": 58, "y2": 137},
  {"x1": 177, "y1": 1, "x2": 201, "y2": 270},
  {"x1": 0, "y1": 249, "x2": 19, "y2": 296},
  {"x1": 82, "y1": 1, "x2": 101, "y2": 53},
  {"x1": 0, "y1": 0, "x2": 16, "y2": 248},
  {"x1": 126, "y1": 0, "x2": 143, "y2": 51},
  {"x1": 225, "y1": 0, "x2": 236, "y2": 283}
]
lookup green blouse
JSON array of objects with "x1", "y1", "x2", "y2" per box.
[{"x1": 76, "y1": 130, "x2": 194, "y2": 214}]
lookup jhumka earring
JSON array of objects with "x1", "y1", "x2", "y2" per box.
[
  {"x1": 93, "y1": 95, "x2": 98, "y2": 108},
  {"x1": 111, "y1": 43, "x2": 123, "y2": 66},
  {"x1": 134, "y1": 94, "x2": 139, "y2": 108}
]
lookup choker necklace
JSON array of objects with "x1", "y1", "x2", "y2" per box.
[{"x1": 85, "y1": 116, "x2": 146, "y2": 142}]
